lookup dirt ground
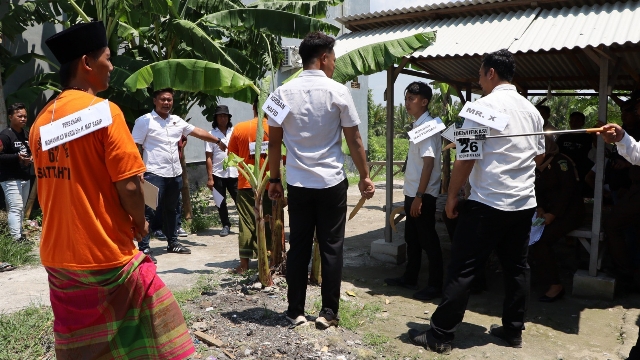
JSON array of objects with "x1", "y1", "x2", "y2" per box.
[{"x1": 1, "y1": 180, "x2": 639, "y2": 359}]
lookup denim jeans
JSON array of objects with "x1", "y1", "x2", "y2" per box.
[
  {"x1": 1, "y1": 180, "x2": 30, "y2": 240},
  {"x1": 138, "y1": 173, "x2": 182, "y2": 251}
]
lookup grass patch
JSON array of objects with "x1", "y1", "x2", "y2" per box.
[
  {"x1": 308, "y1": 297, "x2": 383, "y2": 331},
  {"x1": 0, "y1": 305, "x2": 54, "y2": 360},
  {"x1": 172, "y1": 274, "x2": 219, "y2": 326},
  {"x1": 0, "y1": 232, "x2": 37, "y2": 266},
  {"x1": 362, "y1": 332, "x2": 390, "y2": 347},
  {"x1": 187, "y1": 186, "x2": 222, "y2": 234}
]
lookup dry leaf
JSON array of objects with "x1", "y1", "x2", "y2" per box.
[{"x1": 346, "y1": 290, "x2": 356, "y2": 297}]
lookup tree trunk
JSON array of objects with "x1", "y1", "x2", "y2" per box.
[
  {"x1": 24, "y1": 180, "x2": 38, "y2": 219},
  {"x1": 179, "y1": 156, "x2": 193, "y2": 225},
  {"x1": 270, "y1": 197, "x2": 286, "y2": 274},
  {"x1": 0, "y1": 67, "x2": 7, "y2": 129},
  {"x1": 310, "y1": 236, "x2": 322, "y2": 285},
  {"x1": 255, "y1": 189, "x2": 273, "y2": 287}
]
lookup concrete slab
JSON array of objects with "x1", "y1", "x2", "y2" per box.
[
  {"x1": 572, "y1": 269, "x2": 616, "y2": 300},
  {"x1": 370, "y1": 238, "x2": 406, "y2": 265}
]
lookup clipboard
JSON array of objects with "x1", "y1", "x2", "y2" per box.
[{"x1": 142, "y1": 181, "x2": 159, "y2": 210}]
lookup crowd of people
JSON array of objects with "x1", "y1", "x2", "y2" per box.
[{"x1": 3, "y1": 20, "x2": 640, "y2": 358}]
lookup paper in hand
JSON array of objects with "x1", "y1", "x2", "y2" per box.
[{"x1": 212, "y1": 188, "x2": 225, "y2": 207}]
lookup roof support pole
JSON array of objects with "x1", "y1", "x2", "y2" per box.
[
  {"x1": 384, "y1": 65, "x2": 395, "y2": 243},
  {"x1": 590, "y1": 54, "x2": 608, "y2": 276}
]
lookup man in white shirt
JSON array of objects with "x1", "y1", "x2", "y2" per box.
[
  {"x1": 267, "y1": 32, "x2": 375, "y2": 330},
  {"x1": 205, "y1": 105, "x2": 238, "y2": 237},
  {"x1": 132, "y1": 88, "x2": 226, "y2": 262},
  {"x1": 600, "y1": 101, "x2": 640, "y2": 359},
  {"x1": 408, "y1": 49, "x2": 545, "y2": 352},
  {"x1": 384, "y1": 82, "x2": 443, "y2": 301}
]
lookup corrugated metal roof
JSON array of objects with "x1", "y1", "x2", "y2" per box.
[
  {"x1": 334, "y1": 8, "x2": 540, "y2": 58},
  {"x1": 510, "y1": 1, "x2": 640, "y2": 52}
]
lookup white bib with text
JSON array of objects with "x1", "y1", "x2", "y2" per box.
[
  {"x1": 459, "y1": 102, "x2": 509, "y2": 131},
  {"x1": 41, "y1": 100, "x2": 112, "y2": 150}
]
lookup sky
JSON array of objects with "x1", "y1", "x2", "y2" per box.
[{"x1": 367, "y1": 0, "x2": 454, "y2": 105}]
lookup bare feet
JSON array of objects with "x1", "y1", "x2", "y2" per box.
[{"x1": 229, "y1": 258, "x2": 249, "y2": 274}]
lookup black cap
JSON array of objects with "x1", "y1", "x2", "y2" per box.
[
  {"x1": 45, "y1": 21, "x2": 108, "y2": 65},
  {"x1": 214, "y1": 105, "x2": 232, "y2": 118}
]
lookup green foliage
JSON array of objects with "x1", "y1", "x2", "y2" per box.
[
  {"x1": 362, "y1": 332, "x2": 390, "y2": 347},
  {"x1": 530, "y1": 93, "x2": 622, "y2": 129},
  {"x1": 247, "y1": 0, "x2": 344, "y2": 19},
  {"x1": 332, "y1": 32, "x2": 435, "y2": 84},
  {"x1": 368, "y1": 136, "x2": 409, "y2": 162},
  {"x1": 0, "y1": 212, "x2": 37, "y2": 266},
  {"x1": 0, "y1": 305, "x2": 54, "y2": 360},
  {"x1": 187, "y1": 186, "x2": 222, "y2": 234}
]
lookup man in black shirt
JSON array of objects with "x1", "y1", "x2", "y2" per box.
[
  {"x1": 0, "y1": 103, "x2": 33, "y2": 241},
  {"x1": 555, "y1": 111, "x2": 593, "y2": 196}
]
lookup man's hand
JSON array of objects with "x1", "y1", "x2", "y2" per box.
[
  {"x1": 207, "y1": 177, "x2": 214, "y2": 190},
  {"x1": 138, "y1": 173, "x2": 145, "y2": 183},
  {"x1": 542, "y1": 213, "x2": 556, "y2": 225},
  {"x1": 268, "y1": 182, "x2": 284, "y2": 200},
  {"x1": 536, "y1": 207, "x2": 545, "y2": 218},
  {"x1": 18, "y1": 153, "x2": 32, "y2": 166},
  {"x1": 218, "y1": 141, "x2": 227, "y2": 151},
  {"x1": 445, "y1": 196, "x2": 459, "y2": 219},
  {"x1": 600, "y1": 124, "x2": 624, "y2": 143},
  {"x1": 358, "y1": 178, "x2": 375, "y2": 199},
  {"x1": 132, "y1": 220, "x2": 149, "y2": 241},
  {"x1": 410, "y1": 197, "x2": 422, "y2": 217}
]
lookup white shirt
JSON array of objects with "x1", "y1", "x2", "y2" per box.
[
  {"x1": 463, "y1": 84, "x2": 545, "y2": 211},
  {"x1": 269, "y1": 70, "x2": 360, "y2": 188},
  {"x1": 403, "y1": 111, "x2": 442, "y2": 198},
  {"x1": 205, "y1": 127, "x2": 238, "y2": 178},
  {"x1": 616, "y1": 132, "x2": 640, "y2": 165},
  {"x1": 132, "y1": 110, "x2": 195, "y2": 177}
]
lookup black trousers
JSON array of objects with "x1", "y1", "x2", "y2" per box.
[
  {"x1": 430, "y1": 200, "x2": 534, "y2": 340},
  {"x1": 403, "y1": 195, "x2": 443, "y2": 288},
  {"x1": 286, "y1": 179, "x2": 348, "y2": 317},
  {"x1": 213, "y1": 176, "x2": 238, "y2": 227}
]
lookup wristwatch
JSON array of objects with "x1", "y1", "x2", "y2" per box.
[
  {"x1": 269, "y1": 178, "x2": 281, "y2": 184},
  {"x1": 415, "y1": 191, "x2": 425, "y2": 198}
]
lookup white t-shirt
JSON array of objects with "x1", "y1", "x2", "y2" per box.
[
  {"x1": 463, "y1": 84, "x2": 545, "y2": 211},
  {"x1": 205, "y1": 127, "x2": 238, "y2": 178},
  {"x1": 268, "y1": 70, "x2": 360, "y2": 189},
  {"x1": 132, "y1": 110, "x2": 195, "y2": 178},
  {"x1": 403, "y1": 111, "x2": 442, "y2": 198}
]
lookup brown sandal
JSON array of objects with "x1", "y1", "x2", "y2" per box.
[{"x1": 0, "y1": 262, "x2": 16, "y2": 272}]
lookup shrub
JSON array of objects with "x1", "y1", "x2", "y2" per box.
[
  {"x1": 367, "y1": 136, "x2": 409, "y2": 161},
  {"x1": 187, "y1": 187, "x2": 221, "y2": 233}
]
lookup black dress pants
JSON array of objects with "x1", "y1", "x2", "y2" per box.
[
  {"x1": 213, "y1": 176, "x2": 238, "y2": 227},
  {"x1": 430, "y1": 200, "x2": 534, "y2": 340},
  {"x1": 403, "y1": 194, "x2": 443, "y2": 288},
  {"x1": 286, "y1": 179, "x2": 348, "y2": 317}
]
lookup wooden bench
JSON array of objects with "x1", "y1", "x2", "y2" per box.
[
  {"x1": 566, "y1": 227, "x2": 606, "y2": 271},
  {"x1": 368, "y1": 161, "x2": 405, "y2": 180}
]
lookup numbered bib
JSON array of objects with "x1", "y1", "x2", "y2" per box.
[
  {"x1": 249, "y1": 141, "x2": 269, "y2": 155},
  {"x1": 454, "y1": 127, "x2": 488, "y2": 160}
]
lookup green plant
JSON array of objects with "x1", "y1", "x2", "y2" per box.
[
  {"x1": 367, "y1": 136, "x2": 409, "y2": 162},
  {"x1": 362, "y1": 332, "x2": 390, "y2": 347},
  {"x1": 0, "y1": 305, "x2": 54, "y2": 360},
  {"x1": 187, "y1": 186, "x2": 221, "y2": 234},
  {"x1": 0, "y1": 233, "x2": 37, "y2": 266}
]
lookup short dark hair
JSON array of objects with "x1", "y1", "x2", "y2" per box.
[
  {"x1": 58, "y1": 48, "x2": 104, "y2": 88},
  {"x1": 153, "y1": 88, "x2": 174, "y2": 98},
  {"x1": 481, "y1": 49, "x2": 516, "y2": 82},
  {"x1": 299, "y1": 32, "x2": 335, "y2": 67},
  {"x1": 404, "y1": 82, "x2": 433, "y2": 103},
  {"x1": 570, "y1": 111, "x2": 586, "y2": 123},
  {"x1": 7, "y1": 103, "x2": 26, "y2": 117},
  {"x1": 213, "y1": 114, "x2": 233, "y2": 130},
  {"x1": 536, "y1": 105, "x2": 550, "y2": 117}
]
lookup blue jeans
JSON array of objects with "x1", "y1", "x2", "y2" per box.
[
  {"x1": 1, "y1": 180, "x2": 30, "y2": 240},
  {"x1": 138, "y1": 173, "x2": 182, "y2": 251}
]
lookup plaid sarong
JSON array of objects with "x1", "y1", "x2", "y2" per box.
[{"x1": 46, "y1": 251, "x2": 195, "y2": 360}]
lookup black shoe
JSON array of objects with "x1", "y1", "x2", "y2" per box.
[
  {"x1": 539, "y1": 287, "x2": 565, "y2": 302},
  {"x1": 142, "y1": 248, "x2": 157, "y2": 264},
  {"x1": 408, "y1": 328, "x2": 452, "y2": 354},
  {"x1": 152, "y1": 230, "x2": 167, "y2": 240},
  {"x1": 413, "y1": 286, "x2": 442, "y2": 301},
  {"x1": 315, "y1": 308, "x2": 339, "y2": 330},
  {"x1": 384, "y1": 276, "x2": 418, "y2": 290},
  {"x1": 167, "y1": 242, "x2": 191, "y2": 254},
  {"x1": 489, "y1": 324, "x2": 522, "y2": 348},
  {"x1": 176, "y1": 227, "x2": 188, "y2": 237}
]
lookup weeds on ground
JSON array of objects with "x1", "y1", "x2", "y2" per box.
[
  {"x1": 309, "y1": 297, "x2": 383, "y2": 331},
  {"x1": 0, "y1": 305, "x2": 54, "y2": 360},
  {"x1": 0, "y1": 211, "x2": 37, "y2": 266},
  {"x1": 173, "y1": 274, "x2": 219, "y2": 325},
  {"x1": 187, "y1": 186, "x2": 222, "y2": 233}
]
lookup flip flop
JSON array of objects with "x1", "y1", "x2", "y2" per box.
[{"x1": 0, "y1": 262, "x2": 16, "y2": 272}]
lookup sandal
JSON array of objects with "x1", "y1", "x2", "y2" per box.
[{"x1": 0, "y1": 262, "x2": 16, "y2": 272}]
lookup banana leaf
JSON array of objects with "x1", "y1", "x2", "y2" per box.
[
  {"x1": 184, "y1": 0, "x2": 243, "y2": 13},
  {"x1": 124, "y1": 59, "x2": 259, "y2": 100},
  {"x1": 246, "y1": 0, "x2": 344, "y2": 19},
  {"x1": 200, "y1": 8, "x2": 340, "y2": 37},
  {"x1": 332, "y1": 32, "x2": 436, "y2": 84}
]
